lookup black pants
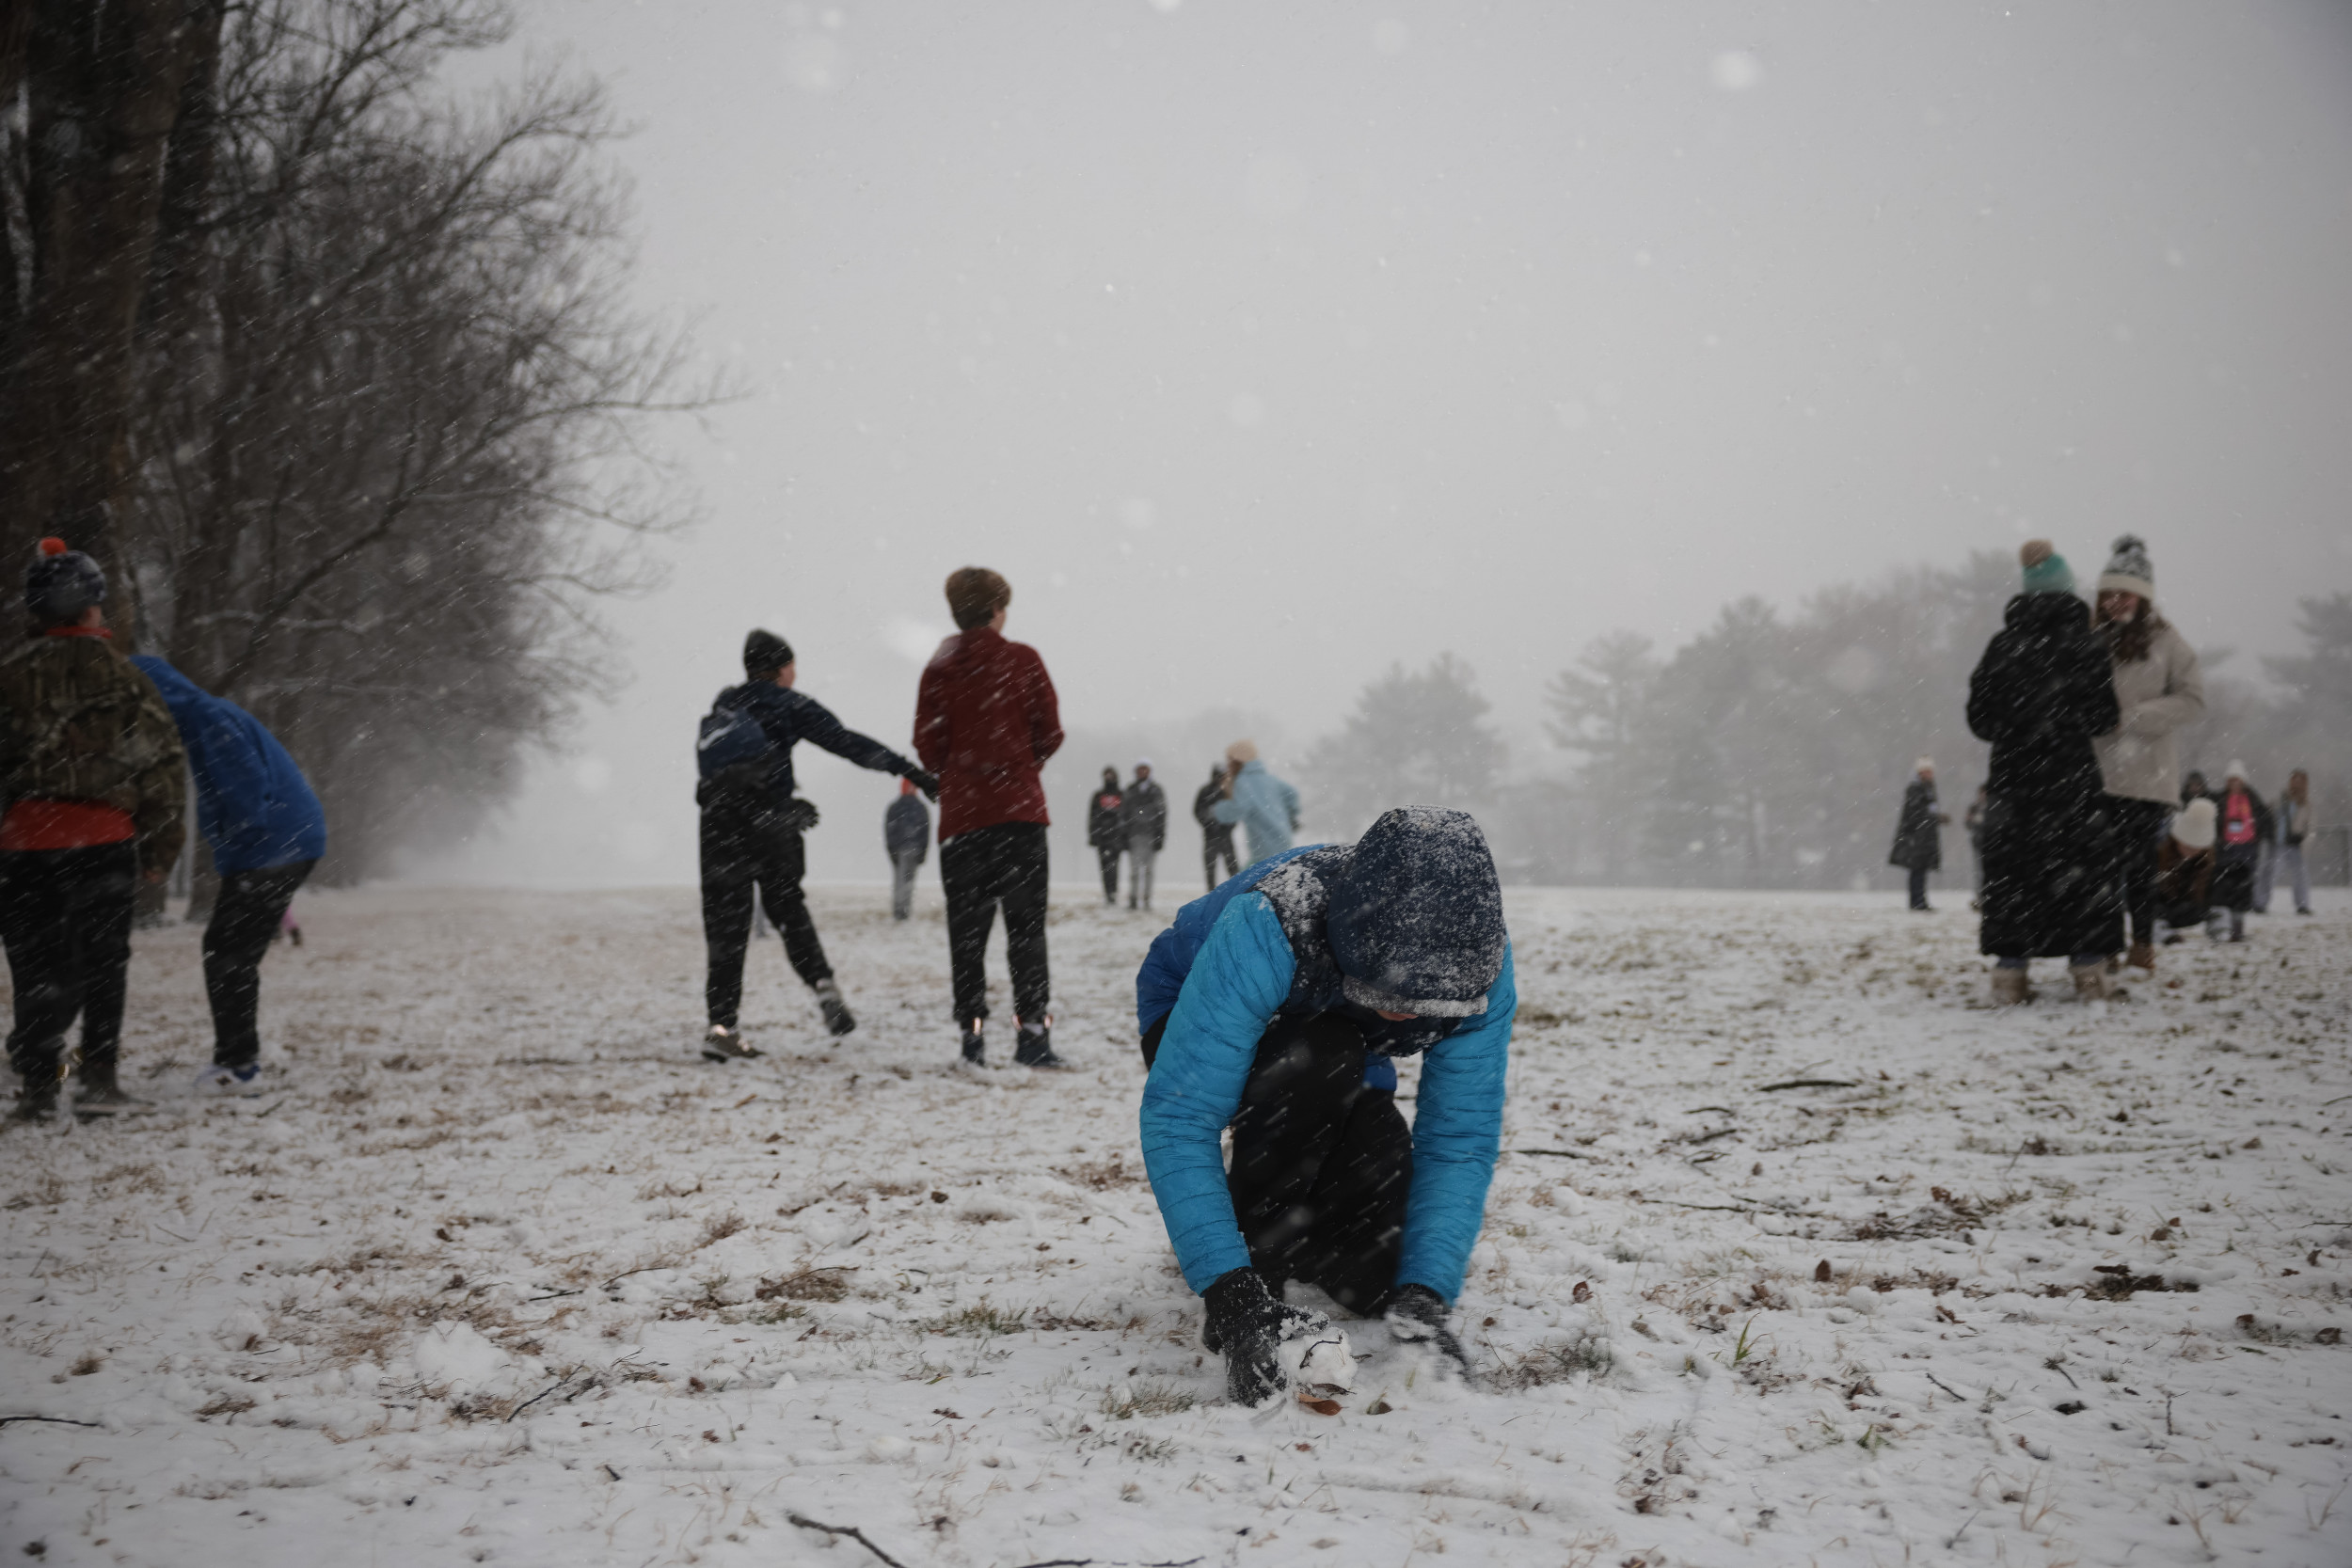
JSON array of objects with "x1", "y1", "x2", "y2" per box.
[
  {"x1": 1203, "y1": 834, "x2": 1240, "y2": 892},
  {"x1": 203, "y1": 859, "x2": 315, "y2": 1067},
  {"x1": 1226, "y1": 1013, "x2": 1413, "y2": 1316},
  {"x1": 1094, "y1": 845, "x2": 1120, "y2": 902},
  {"x1": 701, "y1": 809, "x2": 830, "y2": 1028},
  {"x1": 2106, "y1": 796, "x2": 2172, "y2": 946},
  {"x1": 1906, "y1": 866, "x2": 1931, "y2": 910},
  {"x1": 0, "y1": 844, "x2": 138, "y2": 1083},
  {"x1": 941, "y1": 822, "x2": 1050, "y2": 1024}
]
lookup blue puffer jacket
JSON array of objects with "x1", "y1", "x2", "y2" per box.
[
  {"x1": 1137, "y1": 811, "x2": 1515, "y2": 1302},
  {"x1": 131, "y1": 657, "x2": 326, "y2": 874},
  {"x1": 1210, "y1": 760, "x2": 1300, "y2": 863}
]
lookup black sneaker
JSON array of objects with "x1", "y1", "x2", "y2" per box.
[
  {"x1": 701, "y1": 1024, "x2": 762, "y2": 1062},
  {"x1": 1014, "y1": 1020, "x2": 1067, "y2": 1070},
  {"x1": 12, "y1": 1076, "x2": 58, "y2": 1122},
  {"x1": 815, "y1": 979, "x2": 856, "y2": 1038},
  {"x1": 959, "y1": 1020, "x2": 987, "y2": 1068}
]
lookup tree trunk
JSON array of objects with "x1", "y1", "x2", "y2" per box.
[{"x1": 0, "y1": 0, "x2": 222, "y2": 567}]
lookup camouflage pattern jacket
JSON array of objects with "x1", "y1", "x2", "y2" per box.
[{"x1": 0, "y1": 632, "x2": 187, "y2": 875}]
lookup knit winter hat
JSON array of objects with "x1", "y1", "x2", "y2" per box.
[
  {"x1": 743, "y1": 628, "x2": 794, "y2": 679},
  {"x1": 2224, "y1": 759, "x2": 2249, "y2": 784},
  {"x1": 1915, "y1": 757, "x2": 1935, "y2": 774},
  {"x1": 2171, "y1": 797, "x2": 2217, "y2": 851},
  {"x1": 2097, "y1": 534, "x2": 2154, "y2": 601},
  {"x1": 2019, "y1": 540, "x2": 2074, "y2": 596},
  {"x1": 1327, "y1": 807, "x2": 1506, "y2": 1018},
  {"x1": 25, "y1": 536, "x2": 105, "y2": 626}
]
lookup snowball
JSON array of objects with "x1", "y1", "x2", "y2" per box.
[{"x1": 1280, "y1": 1328, "x2": 1357, "y2": 1393}]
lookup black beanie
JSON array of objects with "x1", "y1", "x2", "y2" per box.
[
  {"x1": 743, "y1": 627, "x2": 794, "y2": 679},
  {"x1": 25, "y1": 537, "x2": 106, "y2": 626}
]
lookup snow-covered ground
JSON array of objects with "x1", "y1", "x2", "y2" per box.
[{"x1": 5, "y1": 881, "x2": 2350, "y2": 1567}]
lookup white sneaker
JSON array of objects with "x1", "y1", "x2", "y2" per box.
[{"x1": 195, "y1": 1063, "x2": 265, "y2": 1095}]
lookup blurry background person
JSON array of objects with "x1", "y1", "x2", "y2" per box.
[
  {"x1": 2154, "y1": 798, "x2": 2218, "y2": 942},
  {"x1": 1211, "y1": 739, "x2": 1302, "y2": 866},
  {"x1": 1195, "y1": 761, "x2": 1240, "y2": 891},
  {"x1": 884, "y1": 776, "x2": 930, "y2": 921},
  {"x1": 1, "y1": 539, "x2": 184, "y2": 1119},
  {"x1": 914, "y1": 567, "x2": 1066, "y2": 1069},
  {"x1": 1963, "y1": 784, "x2": 1990, "y2": 909},
  {"x1": 1122, "y1": 759, "x2": 1168, "y2": 911},
  {"x1": 1967, "y1": 542, "x2": 2124, "y2": 1004},
  {"x1": 2259, "y1": 769, "x2": 2315, "y2": 917},
  {"x1": 2090, "y1": 536, "x2": 2203, "y2": 974},
  {"x1": 1887, "y1": 757, "x2": 1947, "y2": 911},
  {"x1": 2179, "y1": 769, "x2": 2211, "y2": 806},
  {"x1": 2208, "y1": 761, "x2": 2270, "y2": 942},
  {"x1": 133, "y1": 657, "x2": 326, "y2": 1092},
  {"x1": 1087, "y1": 767, "x2": 1125, "y2": 905}
]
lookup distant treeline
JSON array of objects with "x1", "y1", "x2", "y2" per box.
[{"x1": 1296, "y1": 552, "x2": 2351, "y2": 889}]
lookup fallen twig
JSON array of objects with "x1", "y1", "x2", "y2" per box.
[
  {"x1": 1925, "y1": 1372, "x2": 1966, "y2": 1402},
  {"x1": 1509, "y1": 1148, "x2": 1593, "y2": 1160},
  {"x1": 523, "y1": 1289, "x2": 581, "y2": 1303},
  {"x1": 1758, "y1": 1079, "x2": 1858, "y2": 1091},
  {"x1": 505, "y1": 1375, "x2": 575, "y2": 1422},
  {"x1": 788, "y1": 1513, "x2": 908, "y2": 1568},
  {"x1": 0, "y1": 1415, "x2": 103, "y2": 1429}
]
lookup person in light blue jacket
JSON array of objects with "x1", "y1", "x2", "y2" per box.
[
  {"x1": 1209, "y1": 738, "x2": 1300, "y2": 864},
  {"x1": 132, "y1": 657, "x2": 326, "y2": 1090},
  {"x1": 1136, "y1": 807, "x2": 1516, "y2": 1405}
]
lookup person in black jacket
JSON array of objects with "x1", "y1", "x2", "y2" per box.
[
  {"x1": 1121, "y1": 760, "x2": 1168, "y2": 910},
  {"x1": 1966, "y1": 543, "x2": 2126, "y2": 1004},
  {"x1": 2208, "y1": 761, "x2": 2271, "y2": 940},
  {"x1": 1195, "y1": 762, "x2": 1240, "y2": 892},
  {"x1": 884, "y1": 778, "x2": 930, "y2": 921},
  {"x1": 1887, "y1": 758, "x2": 1947, "y2": 911},
  {"x1": 1087, "y1": 768, "x2": 1125, "y2": 905},
  {"x1": 699, "y1": 629, "x2": 935, "y2": 1059}
]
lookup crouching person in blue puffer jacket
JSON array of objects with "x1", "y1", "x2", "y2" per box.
[
  {"x1": 1136, "y1": 806, "x2": 1516, "y2": 1405},
  {"x1": 132, "y1": 657, "x2": 326, "y2": 1092}
]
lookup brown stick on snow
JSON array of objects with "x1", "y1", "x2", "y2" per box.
[{"x1": 787, "y1": 1513, "x2": 909, "y2": 1568}]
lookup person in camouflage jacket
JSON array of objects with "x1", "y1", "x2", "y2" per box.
[{"x1": 0, "y1": 538, "x2": 185, "y2": 1119}]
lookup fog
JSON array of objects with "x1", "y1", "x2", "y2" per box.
[{"x1": 412, "y1": 0, "x2": 2352, "y2": 888}]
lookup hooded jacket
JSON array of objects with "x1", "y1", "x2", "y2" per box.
[
  {"x1": 913, "y1": 626, "x2": 1063, "y2": 841},
  {"x1": 132, "y1": 657, "x2": 325, "y2": 875},
  {"x1": 699, "y1": 680, "x2": 916, "y2": 816},
  {"x1": 1209, "y1": 758, "x2": 1300, "y2": 863},
  {"x1": 1121, "y1": 776, "x2": 1168, "y2": 849},
  {"x1": 1136, "y1": 809, "x2": 1517, "y2": 1301},
  {"x1": 884, "y1": 791, "x2": 930, "y2": 862},
  {"x1": 0, "y1": 632, "x2": 184, "y2": 875}
]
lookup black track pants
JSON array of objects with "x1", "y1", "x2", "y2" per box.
[
  {"x1": 0, "y1": 844, "x2": 138, "y2": 1083},
  {"x1": 204, "y1": 859, "x2": 315, "y2": 1067},
  {"x1": 1095, "y1": 846, "x2": 1120, "y2": 901},
  {"x1": 1226, "y1": 1013, "x2": 1413, "y2": 1316},
  {"x1": 2107, "y1": 796, "x2": 2172, "y2": 947},
  {"x1": 941, "y1": 822, "x2": 1050, "y2": 1024},
  {"x1": 701, "y1": 810, "x2": 830, "y2": 1028},
  {"x1": 1202, "y1": 835, "x2": 1240, "y2": 893}
]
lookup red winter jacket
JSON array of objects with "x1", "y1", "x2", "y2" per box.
[{"x1": 913, "y1": 626, "x2": 1064, "y2": 841}]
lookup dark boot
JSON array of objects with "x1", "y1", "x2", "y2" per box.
[
  {"x1": 13, "y1": 1074, "x2": 59, "y2": 1122},
  {"x1": 74, "y1": 1057, "x2": 146, "y2": 1116},
  {"x1": 959, "y1": 1020, "x2": 987, "y2": 1067},
  {"x1": 1013, "y1": 1018, "x2": 1067, "y2": 1070},
  {"x1": 814, "y1": 978, "x2": 856, "y2": 1038}
]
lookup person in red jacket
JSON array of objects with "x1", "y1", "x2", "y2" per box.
[{"x1": 914, "y1": 567, "x2": 1065, "y2": 1069}]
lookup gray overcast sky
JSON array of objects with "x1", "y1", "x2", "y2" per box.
[{"x1": 425, "y1": 0, "x2": 2352, "y2": 885}]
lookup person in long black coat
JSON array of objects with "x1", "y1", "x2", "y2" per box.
[
  {"x1": 1966, "y1": 542, "x2": 2125, "y2": 1003},
  {"x1": 1887, "y1": 759, "x2": 1947, "y2": 911}
]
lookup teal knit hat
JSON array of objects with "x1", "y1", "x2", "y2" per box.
[{"x1": 2020, "y1": 539, "x2": 2074, "y2": 595}]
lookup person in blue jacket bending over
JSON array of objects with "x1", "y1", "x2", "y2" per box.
[
  {"x1": 1136, "y1": 806, "x2": 1516, "y2": 1405},
  {"x1": 133, "y1": 657, "x2": 326, "y2": 1092}
]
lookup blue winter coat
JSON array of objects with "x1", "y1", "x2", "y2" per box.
[
  {"x1": 1137, "y1": 845, "x2": 1515, "y2": 1303},
  {"x1": 130, "y1": 657, "x2": 326, "y2": 875},
  {"x1": 1209, "y1": 760, "x2": 1300, "y2": 863}
]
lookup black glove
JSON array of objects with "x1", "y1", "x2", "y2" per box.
[
  {"x1": 1202, "y1": 1268, "x2": 1326, "y2": 1407},
  {"x1": 1385, "y1": 1283, "x2": 1471, "y2": 1377},
  {"x1": 779, "y1": 798, "x2": 820, "y2": 833},
  {"x1": 906, "y1": 768, "x2": 940, "y2": 803}
]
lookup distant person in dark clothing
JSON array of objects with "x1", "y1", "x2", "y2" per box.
[
  {"x1": 1963, "y1": 785, "x2": 1989, "y2": 907},
  {"x1": 1123, "y1": 759, "x2": 1168, "y2": 910},
  {"x1": 1967, "y1": 542, "x2": 2124, "y2": 1004},
  {"x1": 133, "y1": 657, "x2": 326, "y2": 1093},
  {"x1": 884, "y1": 777, "x2": 930, "y2": 921},
  {"x1": 1087, "y1": 768, "x2": 1125, "y2": 905},
  {"x1": 914, "y1": 567, "x2": 1067, "y2": 1069},
  {"x1": 1195, "y1": 763, "x2": 1240, "y2": 891},
  {"x1": 698, "y1": 628, "x2": 935, "y2": 1061},
  {"x1": 2208, "y1": 761, "x2": 2269, "y2": 942},
  {"x1": 2180, "y1": 771, "x2": 2211, "y2": 806},
  {"x1": 1887, "y1": 758, "x2": 1947, "y2": 911}
]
